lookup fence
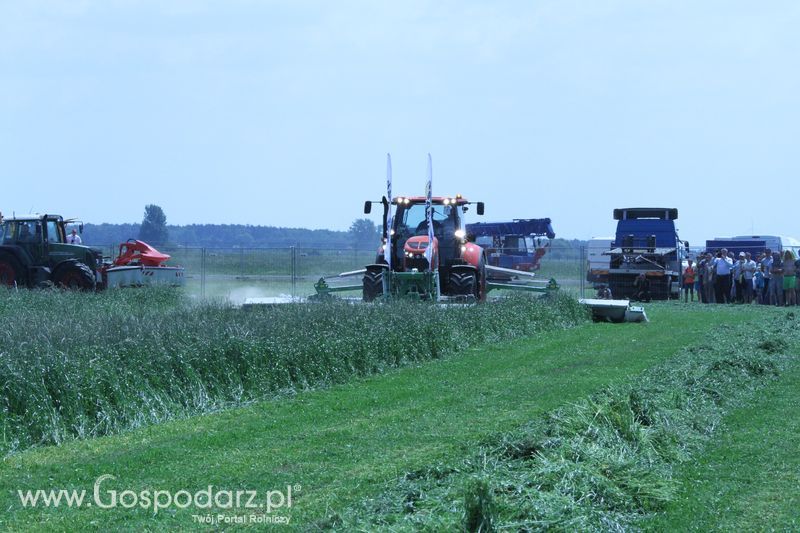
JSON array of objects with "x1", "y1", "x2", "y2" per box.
[{"x1": 95, "y1": 243, "x2": 592, "y2": 301}]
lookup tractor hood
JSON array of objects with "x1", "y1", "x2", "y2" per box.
[
  {"x1": 47, "y1": 243, "x2": 102, "y2": 270},
  {"x1": 403, "y1": 235, "x2": 437, "y2": 253}
]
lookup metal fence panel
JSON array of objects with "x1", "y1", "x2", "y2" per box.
[{"x1": 91, "y1": 243, "x2": 592, "y2": 300}]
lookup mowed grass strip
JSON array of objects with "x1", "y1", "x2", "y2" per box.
[
  {"x1": 0, "y1": 304, "x2": 758, "y2": 530},
  {"x1": 646, "y1": 364, "x2": 800, "y2": 531},
  {"x1": 335, "y1": 309, "x2": 799, "y2": 530}
]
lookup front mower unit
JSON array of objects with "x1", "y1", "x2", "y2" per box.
[{"x1": 383, "y1": 270, "x2": 441, "y2": 301}]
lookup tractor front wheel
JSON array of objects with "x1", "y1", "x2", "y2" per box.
[
  {"x1": 53, "y1": 262, "x2": 97, "y2": 291},
  {"x1": 363, "y1": 269, "x2": 384, "y2": 302},
  {"x1": 0, "y1": 255, "x2": 25, "y2": 288},
  {"x1": 449, "y1": 270, "x2": 477, "y2": 298}
]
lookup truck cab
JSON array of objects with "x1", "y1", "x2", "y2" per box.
[{"x1": 606, "y1": 208, "x2": 686, "y2": 300}]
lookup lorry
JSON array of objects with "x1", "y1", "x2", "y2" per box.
[
  {"x1": 605, "y1": 207, "x2": 688, "y2": 300},
  {"x1": 0, "y1": 212, "x2": 184, "y2": 289},
  {"x1": 465, "y1": 218, "x2": 555, "y2": 278}
]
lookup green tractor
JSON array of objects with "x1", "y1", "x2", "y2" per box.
[{"x1": 0, "y1": 213, "x2": 102, "y2": 289}]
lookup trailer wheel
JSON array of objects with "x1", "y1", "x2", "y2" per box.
[
  {"x1": 449, "y1": 270, "x2": 477, "y2": 297},
  {"x1": 0, "y1": 255, "x2": 25, "y2": 288},
  {"x1": 363, "y1": 269, "x2": 384, "y2": 302},
  {"x1": 53, "y1": 262, "x2": 96, "y2": 291}
]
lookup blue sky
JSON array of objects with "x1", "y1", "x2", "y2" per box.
[{"x1": 1, "y1": 1, "x2": 798, "y2": 244}]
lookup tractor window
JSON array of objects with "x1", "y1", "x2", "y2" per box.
[
  {"x1": 46, "y1": 220, "x2": 62, "y2": 243},
  {"x1": 396, "y1": 203, "x2": 457, "y2": 237},
  {"x1": 0, "y1": 222, "x2": 9, "y2": 244},
  {"x1": 16, "y1": 221, "x2": 39, "y2": 243}
]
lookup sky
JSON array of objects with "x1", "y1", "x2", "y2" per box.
[{"x1": 1, "y1": 1, "x2": 798, "y2": 245}]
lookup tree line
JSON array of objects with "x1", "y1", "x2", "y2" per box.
[
  {"x1": 82, "y1": 204, "x2": 585, "y2": 251},
  {"x1": 83, "y1": 205, "x2": 380, "y2": 249}
]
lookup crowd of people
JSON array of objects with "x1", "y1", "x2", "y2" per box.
[{"x1": 682, "y1": 248, "x2": 800, "y2": 305}]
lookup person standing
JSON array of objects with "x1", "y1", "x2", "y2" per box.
[
  {"x1": 683, "y1": 259, "x2": 696, "y2": 302},
  {"x1": 694, "y1": 257, "x2": 704, "y2": 303},
  {"x1": 754, "y1": 264, "x2": 766, "y2": 304},
  {"x1": 732, "y1": 252, "x2": 747, "y2": 303},
  {"x1": 761, "y1": 250, "x2": 773, "y2": 305},
  {"x1": 795, "y1": 254, "x2": 800, "y2": 306},
  {"x1": 713, "y1": 249, "x2": 733, "y2": 304},
  {"x1": 743, "y1": 252, "x2": 756, "y2": 304},
  {"x1": 783, "y1": 250, "x2": 796, "y2": 306},
  {"x1": 67, "y1": 229, "x2": 82, "y2": 245},
  {"x1": 769, "y1": 251, "x2": 784, "y2": 306},
  {"x1": 703, "y1": 252, "x2": 716, "y2": 303}
]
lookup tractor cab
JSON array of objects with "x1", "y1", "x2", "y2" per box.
[
  {"x1": 0, "y1": 214, "x2": 101, "y2": 288},
  {"x1": 388, "y1": 197, "x2": 468, "y2": 272},
  {"x1": 1, "y1": 215, "x2": 62, "y2": 263}
]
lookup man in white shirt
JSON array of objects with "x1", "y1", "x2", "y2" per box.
[
  {"x1": 743, "y1": 252, "x2": 757, "y2": 303},
  {"x1": 713, "y1": 249, "x2": 733, "y2": 304},
  {"x1": 67, "y1": 229, "x2": 82, "y2": 245}
]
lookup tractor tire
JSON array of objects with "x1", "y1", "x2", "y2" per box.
[
  {"x1": 0, "y1": 254, "x2": 25, "y2": 288},
  {"x1": 363, "y1": 269, "x2": 384, "y2": 302},
  {"x1": 449, "y1": 270, "x2": 477, "y2": 298},
  {"x1": 476, "y1": 257, "x2": 487, "y2": 302},
  {"x1": 53, "y1": 262, "x2": 96, "y2": 291}
]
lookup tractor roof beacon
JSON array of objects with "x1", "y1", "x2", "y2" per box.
[{"x1": 0, "y1": 213, "x2": 100, "y2": 289}]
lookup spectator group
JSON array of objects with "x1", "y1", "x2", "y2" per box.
[{"x1": 683, "y1": 248, "x2": 799, "y2": 305}]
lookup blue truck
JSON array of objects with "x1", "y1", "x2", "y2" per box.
[
  {"x1": 606, "y1": 208, "x2": 688, "y2": 300},
  {"x1": 466, "y1": 218, "x2": 555, "y2": 278},
  {"x1": 704, "y1": 236, "x2": 800, "y2": 258}
]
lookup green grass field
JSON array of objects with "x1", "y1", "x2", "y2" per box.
[
  {"x1": 2, "y1": 297, "x2": 795, "y2": 531},
  {"x1": 645, "y1": 364, "x2": 800, "y2": 531}
]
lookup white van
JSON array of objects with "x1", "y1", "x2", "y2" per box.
[{"x1": 586, "y1": 237, "x2": 613, "y2": 284}]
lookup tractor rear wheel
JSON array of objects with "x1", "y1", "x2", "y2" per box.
[
  {"x1": 53, "y1": 262, "x2": 96, "y2": 290},
  {"x1": 0, "y1": 255, "x2": 25, "y2": 288},
  {"x1": 363, "y1": 269, "x2": 384, "y2": 302},
  {"x1": 476, "y1": 257, "x2": 487, "y2": 302},
  {"x1": 449, "y1": 270, "x2": 477, "y2": 298}
]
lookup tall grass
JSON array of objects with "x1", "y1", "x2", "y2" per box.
[{"x1": 0, "y1": 288, "x2": 586, "y2": 454}]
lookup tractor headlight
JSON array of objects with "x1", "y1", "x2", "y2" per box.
[
  {"x1": 454, "y1": 229, "x2": 466, "y2": 240},
  {"x1": 461, "y1": 245, "x2": 467, "y2": 253}
]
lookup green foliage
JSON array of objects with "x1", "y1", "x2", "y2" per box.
[
  {"x1": 649, "y1": 364, "x2": 800, "y2": 530},
  {"x1": 84, "y1": 222, "x2": 360, "y2": 248},
  {"x1": 138, "y1": 204, "x2": 168, "y2": 244},
  {"x1": 0, "y1": 289, "x2": 586, "y2": 454},
  {"x1": 348, "y1": 218, "x2": 380, "y2": 249}
]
